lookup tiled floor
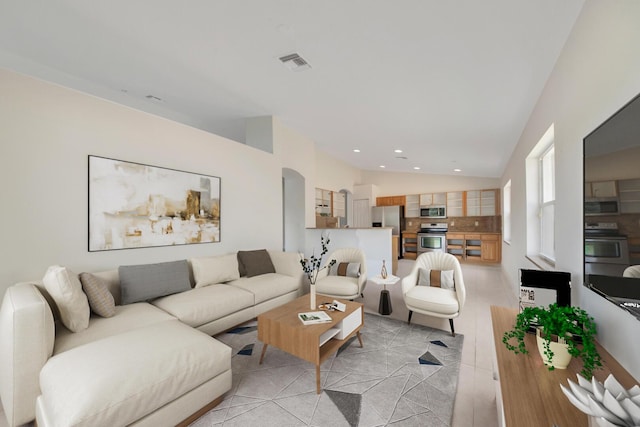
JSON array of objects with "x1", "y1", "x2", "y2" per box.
[
  {"x1": 0, "y1": 259, "x2": 517, "y2": 427},
  {"x1": 359, "y1": 259, "x2": 517, "y2": 427}
]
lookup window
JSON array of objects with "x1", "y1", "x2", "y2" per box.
[
  {"x1": 503, "y1": 180, "x2": 511, "y2": 243},
  {"x1": 540, "y1": 146, "x2": 555, "y2": 261},
  {"x1": 525, "y1": 124, "x2": 555, "y2": 265}
]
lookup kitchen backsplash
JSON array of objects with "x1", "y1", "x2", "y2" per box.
[{"x1": 404, "y1": 215, "x2": 502, "y2": 233}]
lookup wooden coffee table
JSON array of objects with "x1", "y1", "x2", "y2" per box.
[{"x1": 257, "y1": 294, "x2": 364, "y2": 394}]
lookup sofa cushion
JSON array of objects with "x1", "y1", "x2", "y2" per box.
[
  {"x1": 39, "y1": 320, "x2": 231, "y2": 427},
  {"x1": 119, "y1": 260, "x2": 191, "y2": 305},
  {"x1": 79, "y1": 272, "x2": 116, "y2": 317},
  {"x1": 237, "y1": 249, "x2": 276, "y2": 278},
  {"x1": 42, "y1": 265, "x2": 90, "y2": 333},
  {"x1": 54, "y1": 302, "x2": 176, "y2": 355},
  {"x1": 314, "y1": 275, "x2": 360, "y2": 298},
  {"x1": 151, "y1": 284, "x2": 254, "y2": 328},
  {"x1": 405, "y1": 286, "x2": 459, "y2": 316},
  {"x1": 228, "y1": 273, "x2": 300, "y2": 304},
  {"x1": 191, "y1": 254, "x2": 240, "y2": 288}
]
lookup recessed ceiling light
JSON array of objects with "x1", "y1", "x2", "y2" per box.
[
  {"x1": 454, "y1": 168, "x2": 462, "y2": 172},
  {"x1": 413, "y1": 167, "x2": 421, "y2": 170},
  {"x1": 394, "y1": 149, "x2": 403, "y2": 153},
  {"x1": 379, "y1": 165, "x2": 386, "y2": 168},
  {"x1": 353, "y1": 149, "x2": 360, "y2": 153}
]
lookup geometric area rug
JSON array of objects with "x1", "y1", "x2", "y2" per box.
[{"x1": 189, "y1": 313, "x2": 464, "y2": 427}]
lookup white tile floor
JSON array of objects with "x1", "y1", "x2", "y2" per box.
[
  {"x1": 360, "y1": 259, "x2": 518, "y2": 427},
  {"x1": 0, "y1": 259, "x2": 517, "y2": 427}
]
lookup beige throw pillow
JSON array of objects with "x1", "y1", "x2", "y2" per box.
[
  {"x1": 418, "y1": 268, "x2": 455, "y2": 290},
  {"x1": 79, "y1": 272, "x2": 116, "y2": 317},
  {"x1": 191, "y1": 254, "x2": 240, "y2": 288},
  {"x1": 42, "y1": 265, "x2": 90, "y2": 332}
]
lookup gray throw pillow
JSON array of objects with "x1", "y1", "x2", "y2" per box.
[
  {"x1": 119, "y1": 260, "x2": 191, "y2": 305},
  {"x1": 79, "y1": 272, "x2": 116, "y2": 317},
  {"x1": 237, "y1": 250, "x2": 276, "y2": 278}
]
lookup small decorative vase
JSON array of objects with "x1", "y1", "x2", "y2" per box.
[
  {"x1": 536, "y1": 328, "x2": 572, "y2": 369},
  {"x1": 381, "y1": 260, "x2": 388, "y2": 279},
  {"x1": 310, "y1": 284, "x2": 316, "y2": 309}
]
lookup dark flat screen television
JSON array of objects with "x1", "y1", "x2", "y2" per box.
[{"x1": 583, "y1": 92, "x2": 640, "y2": 320}]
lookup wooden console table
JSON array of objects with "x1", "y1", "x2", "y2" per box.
[{"x1": 491, "y1": 306, "x2": 638, "y2": 427}]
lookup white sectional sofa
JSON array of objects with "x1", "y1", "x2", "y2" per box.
[{"x1": 0, "y1": 250, "x2": 304, "y2": 427}]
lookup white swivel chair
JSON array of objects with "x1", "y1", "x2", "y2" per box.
[
  {"x1": 401, "y1": 252, "x2": 466, "y2": 336},
  {"x1": 623, "y1": 265, "x2": 640, "y2": 278},
  {"x1": 315, "y1": 248, "x2": 367, "y2": 300}
]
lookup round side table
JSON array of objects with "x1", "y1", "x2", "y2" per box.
[{"x1": 370, "y1": 274, "x2": 400, "y2": 315}]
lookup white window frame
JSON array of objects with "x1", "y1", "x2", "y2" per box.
[
  {"x1": 525, "y1": 124, "x2": 555, "y2": 267},
  {"x1": 503, "y1": 179, "x2": 511, "y2": 244},
  {"x1": 539, "y1": 145, "x2": 555, "y2": 262}
]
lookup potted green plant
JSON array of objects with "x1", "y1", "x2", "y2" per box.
[{"x1": 502, "y1": 303, "x2": 603, "y2": 378}]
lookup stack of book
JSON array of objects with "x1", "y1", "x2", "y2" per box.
[{"x1": 298, "y1": 311, "x2": 332, "y2": 325}]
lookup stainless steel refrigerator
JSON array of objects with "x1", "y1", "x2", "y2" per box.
[{"x1": 372, "y1": 205, "x2": 404, "y2": 257}]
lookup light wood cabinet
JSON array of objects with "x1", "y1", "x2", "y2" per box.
[
  {"x1": 618, "y1": 178, "x2": 640, "y2": 213},
  {"x1": 446, "y1": 192, "x2": 464, "y2": 217},
  {"x1": 376, "y1": 195, "x2": 406, "y2": 206},
  {"x1": 587, "y1": 180, "x2": 617, "y2": 198},
  {"x1": 405, "y1": 194, "x2": 420, "y2": 217},
  {"x1": 315, "y1": 188, "x2": 332, "y2": 216},
  {"x1": 446, "y1": 232, "x2": 501, "y2": 263},
  {"x1": 465, "y1": 189, "x2": 499, "y2": 216},
  {"x1": 419, "y1": 192, "x2": 446, "y2": 206},
  {"x1": 481, "y1": 234, "x2": 500, "y2": 262},
  {"x1": 402, "y1": 232, "x2": 418, "y2": 260},
  {"x1": 392, "y1": 235, "x2": 399, "y2": 273}
]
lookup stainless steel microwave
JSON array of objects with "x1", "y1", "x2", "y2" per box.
[
  {"x1": 420, "y1": 206, "x2": 447, "y2": 218},
  {"x1": 584, "y1": 198, "x2": 619, "y2": 216}
]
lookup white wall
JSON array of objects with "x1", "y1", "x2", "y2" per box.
[
  {"x1": 500, "y1": 0, "x2": 640, "y2": 379},
  {"x1": 360, "y1": 170, "x2": 500, "y2": 195},
  {"x1": 315, "y1": 150, "x2": 362, "y2": 195},
  {"x1": 0, "y1": 69, "x2": 285, "y2": 297}
]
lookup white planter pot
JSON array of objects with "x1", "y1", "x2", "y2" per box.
[{"x1": 535, "y1": 328, "x2": 572, "y2": 369}]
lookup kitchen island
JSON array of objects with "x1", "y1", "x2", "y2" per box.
[{"x1": 305, "y1": 227, "x2": 394, "y2": 275}]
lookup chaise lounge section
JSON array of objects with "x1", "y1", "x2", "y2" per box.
[{"x1": 0, "y1": 249, "x2": 304, "y2": 427}]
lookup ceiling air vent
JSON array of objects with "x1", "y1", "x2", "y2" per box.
[{"x1": 279, "y1": 53, "x2": 311, "y2": 72}]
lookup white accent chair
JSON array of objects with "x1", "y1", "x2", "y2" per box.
[
  {"x1": 623, "y1": 265, "x2": 640, "y2": 278},
  {"x1": 315, "y1": 248, "x2": 367, "y2": 300},
  {"x1": 401, "y1": 252, "x2": 466, "y2": 336}
]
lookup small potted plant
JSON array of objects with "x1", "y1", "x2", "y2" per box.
[{"x1": 502, "y1": 303, "x2": 602, "y2": 378}]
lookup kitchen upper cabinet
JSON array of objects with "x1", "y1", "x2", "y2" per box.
[
  {"x1": 446, "y1": 192, "x2": 463, "y2": 217},
  {"x1": 315, "y1": 188, "x2": 332, "y2": 216},
  {"x1": 376, "y1": 195, "x2": 406, "y2": 206},
  {"x1": 405, "y1": 194, "x2": 420, "y2": 217},
  {"x1": 420, "y1": 192, "x2": 446, "y2": 206},
  {"x1": 333, "y1": 191, "x2": 345, "y2": 218},
  {"x1": 587, "y1": 180, "x2": 617, "y2": 198},
  {"x1": 465, "y1": 189, "x2": 499, "y2": 216},
  {"x1": 618, "y1": 178, "x2": 640, "y2": 213}
]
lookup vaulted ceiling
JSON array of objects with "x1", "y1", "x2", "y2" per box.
[{"x1": 0, "y1": 0, "x2": 585, "y2": 177}]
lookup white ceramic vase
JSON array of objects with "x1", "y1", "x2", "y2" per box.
[
  {"x1": 536, "y1": 327, "x2": 572, "y2": 369},
  {"x1": 310, "y1": 284, "x2": 316, "y2": 309}
]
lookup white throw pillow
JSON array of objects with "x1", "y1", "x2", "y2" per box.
[
  {"x1": 418, "y1": 268, "x2": 455, "y2": 290},
  {"x1": 329, "y1": 262, "x2": 361, "y2": 278},
  {"x1": 42, "y1": 265, "x2": 90, "y2": 332},
  {"x1": 191, "y1": 254, "x2": 240, "y2": 288}
]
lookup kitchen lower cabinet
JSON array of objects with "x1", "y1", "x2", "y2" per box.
[
  {"x1": 402, "y1": 232, "x2": 418, "y2": 260},
  {"x1": 446, "y1": 232, "x2": 501, "y2": 263}
]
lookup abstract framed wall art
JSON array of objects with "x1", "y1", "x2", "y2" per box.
[{"x1": 88, "y1": 155, "x2": 221, "y2": 251}]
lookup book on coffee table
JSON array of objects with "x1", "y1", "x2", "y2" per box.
[{"x1": 298, "y1": 311, "x2": 332, "y2": 325}]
